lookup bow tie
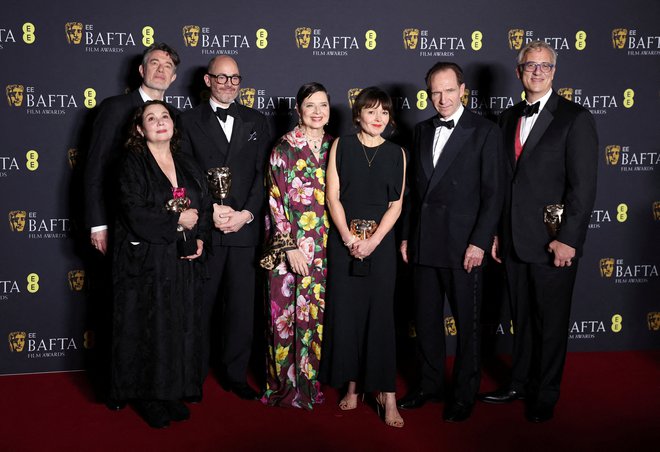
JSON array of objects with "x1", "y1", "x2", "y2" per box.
[
  {"x1": 521, "y1": 102, "x2": 540, "y2": 117},
  {"x1": 433, "y1": 117, "x2": 454, "y2": 129},
  {"x1": 215, "y1": 103, "x2": 238, "y2": 122}
]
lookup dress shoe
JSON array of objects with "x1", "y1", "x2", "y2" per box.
[
  {"x1": 134, "y1": 400, "x2": 170, "y2": 429},
  {"x1": 396, "y1": 389, "x2": 442, "y2": 410},
  {"x1": 478, "y1": 388, "x2": 525, "y2": 404},
  {"x1": 229, "y1": 383, "x2": 260, "y2": 401},
  {"x1": 105, "y1": 399, "x2": 127, "y2": 411},
  {"x1": 163, "y1": 400, "x2": 190, "y2": 422},
  {"x1": 526, "y1": 403, "x2": 554, "y2": 423},
  {"x1": 443, "y1": 402, "x2": 473, "y2": 422}
]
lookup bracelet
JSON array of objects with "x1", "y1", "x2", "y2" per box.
[{"x1": 343, "y1": 236, "x2": 357, "y2": 247}]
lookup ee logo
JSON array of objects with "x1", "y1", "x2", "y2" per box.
[
  {"x1": 416, "y1": 90, "x2": 428, "y2": 110},
  {"x1": 142, "y1": 26, "x2": 154, "y2": 47},
  {"x1": 84, "y1": 88, "x2": 96, "y2": 109},
  {"x1": 256, "y1": 29, "x2": 268, "y2": 49},
  {"x1": 23, "y1": 23, "x2": 36, "y2": 44},
  {"x1": 365, "y1": 30, "x2": 377, "y2": 50},
  {"x1": 26, "y1": 150, "x2": 39, "y2": 171},
  {"x1": 575, "y1": 31, "x2": 587, "y2": 50},
  {"x1": 616, "y1": 203, "x2": 628, "y2": 222},
  {"x1": 27, "y1": 273, "x2": 39, "y2": 293},
  {"x1": 611, "y1": 314, "x2": 622, "y2": 333},
  {"x1": 623, "y1": 89, "x2": 634, "y2": 108},
  {"x1": 471, "y1": 30, "x2": 482, "y2": 51}
]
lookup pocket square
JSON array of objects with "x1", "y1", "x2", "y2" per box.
[{"x1": 248, "y1": 131, "x2": 258, "y2": 141}]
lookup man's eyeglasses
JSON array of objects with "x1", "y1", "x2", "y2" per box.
[
  {"x1": 207, "y1": 73, "x2": 242, "y2": 85},
  {"x1": 518, "y1": 62, "x2": 555, "y2": 73}
]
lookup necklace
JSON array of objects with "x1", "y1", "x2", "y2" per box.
[
  {"x1": 359, "y1": 135, "x2": 381, "y2": 168},
  {"x1": 303, "y1": 127, "x2": 324, "y2": 153}
]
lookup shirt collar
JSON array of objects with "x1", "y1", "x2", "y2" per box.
[
  {"x1": 527, "y1": 89, "x2": 552, "y2": 114},
  {"x1": 438, "y1": 104, "x2": 464, "y2": 128}
]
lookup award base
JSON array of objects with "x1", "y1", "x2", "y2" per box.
[
  {"x1": 177, "y1": 235, "x2": 198, "y2": 257},
  {"x1": 350, "y1": 259, "x2": 370, "y2": 277}
]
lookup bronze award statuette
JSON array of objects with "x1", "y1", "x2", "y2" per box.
[
  {"x1": 349, "y1": 219, "x2": 378, "y2": 276},
  {"x1": 543, "y1": 203, "x2": 564, "y2": 238},
  {"x1": 207, "y1": 167, "x2": 232, "y2": 205}
]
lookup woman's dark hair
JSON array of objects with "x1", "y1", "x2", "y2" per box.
[
  {"x1": 296, "y1": 82, "x2": 330, "y2": 110},
  {"x1": 125, "y1": 100, "x2": 180, "y2": 153},
  {"x1": 351, "y1": 86, "x2": 396, "y2": 130}
]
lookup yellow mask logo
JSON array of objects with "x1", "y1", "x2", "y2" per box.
[
  {"x1": 403, "y1": 28, "x2": 420, "y2": 50},
  {"x1": 508, "y1": 29, "x2": 524, "y2": 50},
  {"x1": 67, "y1": 148, "x2": 78, "y2": 169},
  {"x1": 444, "y1": 316, "x2": 457, "y2": 336},
  {"x1": 8, "y1": 331, "x2": 27, "y2": 352},
  {"x1": 461, "y1": 88, "x2": 470, "y2": 107},
  {"x1": 8, "y1": 210, "x2": 27, "y2": 232},
  {"x1": 605, "y1": 145, "x2": 621, "y2": 166},
  {"x1": 294, "y1": 27, "x2": 312, "y2": 49},
  {"x1": 65, "y1": 22, "x2": 83, "y2": 45},
  {"x1": 648, "y1": 312, "x2": 660, "y2": 331},
  {"x1": 6, "y1": 84, "x2": 24, "y2": 107},
  {"x1": 599, "y1": 258, "x2": 615, "y2": 278},
  {"x1": 653, "y1": 202, "x2": 660, "y2": 221},
  {"x1": 558, "y1": 87, "x2": 574, "y2": 102},
  {"x1": 347, "y1": 88, "x2": 362, "y2": 108},
  {"x1": 182, "y1": 25, "x2": 200, "y2": 47},
  {"x1": 239, "y1": 88, "x2": 255, "y2": 108},
  {"x1": 67, "y1": 270, "x2": 85, "y2": 291},
  {"x1": 611, "y1": 28, "x2": 627, "y2": 49}
]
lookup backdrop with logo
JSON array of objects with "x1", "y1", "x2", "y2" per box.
[{"x1": 1, "y1": 0, "x2": 658, "y2": 374}]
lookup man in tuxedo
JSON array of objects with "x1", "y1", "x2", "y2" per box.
[
  {"x1": 178, "y1": 56, "x2": 271, "y2": 401},
  {"x1": 397, "y1": 62, "x2": 503, "y2": 422},
  {"x1": 83, "y1": 42, "x2": 180, "y2": 410},
  {"x1": 479, "y1": 41, "x2": 598, "y2": 422},
  {"x1": 85, "y1": 42, "x2": 180, "y2": 254}
]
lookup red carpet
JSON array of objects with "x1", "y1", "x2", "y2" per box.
[{"x1": 1, "y1": 351, "x2": 657, "y2": 452}]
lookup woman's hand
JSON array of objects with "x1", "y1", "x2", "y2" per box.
[
  {"x1": 286, "y1": 249, "x2": 309, "y2": 276},
  {"x1": 178, "y1": 208, "x2": 199, "y2": 230},
  {"x1": 181, "y1": 239, "x2": 204, "y2": 260},
  {"x1": 350, "y1": 236, "x2": 381, "y2": 260}
]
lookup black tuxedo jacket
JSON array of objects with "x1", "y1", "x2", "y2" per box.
[
  {"x1": 84, "y1": 89, "x2": 143, "y2": 229},
  {"x1": 178, "y1": 102, "x2": 271, "y2": 247},
  {"x1": 498, "y1": 91, "x2": 598, "y2": 263},
  {"x1": 403, "y1": 109, "x2": 504, "y2": 269}
]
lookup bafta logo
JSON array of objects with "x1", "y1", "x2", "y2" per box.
[
  {"x1": 612, "y1": 28, "x2": 627, "y2": 49},
  {"x1": 444, "y1": 317, "x2": 457, "y2": 336},
  {"x1": 403, "y1": 28, "x2": 420, "y2": 50},
  {"x1": 65, "y1": 22, "x2": 83, "y2": 45},
  {"x1": 648, "y1": 312, "x2": 660, "y2": 331},
  {"x1": 508, "y1": 28, "x2": 524, "y2": 50},
  {"x1": 239, "y1": 88, "x2": 255, "y2": 108},
  {"x1": 6, "y1": 84, "x2": 24, "y2": 107},
  {"x1": 295, "y1": 27, "x2": 311, "y2": 49},
  {"x1": 8, "y1": 331, "x2": 27, "y2": 352},
  {"x1": 8, "y1": 210, "x2": 27, "y2": 232},
  {"x1": 558, "y1": 88, "x2": 574, "y2": 102},
  {"x1": 67, "y1": 270, "x2": 85, "y2": 291},
  {"x1": 599, "y1": 258, "x2": 615, "y2": 278},
  {"x1": 182, "y1": 25, "x2": 200, "y2": 47},
  {"x1": 347, "y1": 88, "x2": 362, "y2": 108},
  {"x1": 461, "y1": 88, "x2": 470, "y2": 107},
  {"x1": 67, "y1": 148, "x2": 78, "y2": 169},
  {"x1": 605, "y1": 145, "x2": 621, "y2": 166},
  {"x1": 652, "y1": 201, "x2": 660, "y2": 221}
]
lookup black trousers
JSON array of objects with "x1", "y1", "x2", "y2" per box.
[
  {"x1": 413, "y1": 264, "x2": 482, "y2": 405},
  {"x1": 504, "y1": 256, "x2": 578, "y2": 406},
  {"x1": 202, "y1": 245, "x2": 256, "y2": 385}
]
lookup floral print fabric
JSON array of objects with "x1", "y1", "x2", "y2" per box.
[{"x1": 262, "y1": 126, "x2": 331, "y2": 409}]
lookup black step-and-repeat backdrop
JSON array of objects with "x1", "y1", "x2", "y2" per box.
[{"x1": 2, "y1": 0, "x2": 659, "y2": 374}]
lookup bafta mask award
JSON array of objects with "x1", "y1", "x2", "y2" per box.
[
  {"x1": 166, "y1": 187, "x2": 197, "y2": 256},
  {"x1": 349, "y1": 219, "x2": 379, "y2": 276},
  {"x1": 543, "y1": 203, "x2": 564, "y2": 238},
  {"x1": 207, "y1": 167, "x2": 232, "y2": 205}
]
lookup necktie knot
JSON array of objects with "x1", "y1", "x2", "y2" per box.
[
  {"x1": 433, "y1": 117, "x2": 455, "y2": 129},
  {"x1": 215, "y1": 103, "x2": 238, "y2": 122},
  {"x1": 521, "y1": 101, "x2": 540, "y2": 117}
]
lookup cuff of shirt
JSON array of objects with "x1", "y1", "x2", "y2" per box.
[
  {"x1": 91, "y1": 225, "x2": 108, "y2": 233},
  {"x1": 242, "y1": 210, "x2": 254, "y2": 224}
]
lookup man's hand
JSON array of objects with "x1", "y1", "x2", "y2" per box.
[
  {"x1": 91, "y1": 230, "x2": 108, "y2": 255},
  {"x1": 464, "y1": 244, "x2": 485, "y2": 273},
  {"x1": 400, "y1": 240, "x2": 409, "y2": 264},
  {"x1": 548, "y1": 240, "x2": 576, "y2": 268},
  {"x1": 213, "y1": 204, "x2": 250, "y2": 233},
  {"x1": 491, "y1": 236, "x2": 502, "y2": 264}
]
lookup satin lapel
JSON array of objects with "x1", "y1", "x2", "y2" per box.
[
  {"x1": 225, "y1": 109, "x2": 252, "y2": 166},
  {"x1": 519, "y1": 92, "x2": 558, "y2": 165},
  {"x1": 504, "y1": 103, "x2": 524, "y2": 172},
  {"x1": 426, "y1": 116, "x2": 473, "y2": 193},
  {"x1": 199, "y1": 103, "x2": 229, "y2": 162},
  {"x1": 419, "y1": 121, "x2": 435, "y2": 180}
]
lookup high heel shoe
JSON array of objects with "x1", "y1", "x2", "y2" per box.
[
  {"x1": 338, "y1": 393, "x2": 363, "y2": 411},
  {"x1": 376, "y1": 393, "x2": 404, "y2": 428}
]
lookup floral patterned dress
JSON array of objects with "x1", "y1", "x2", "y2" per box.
[{"x1": 262, "y1": 126, "x2": 331, "y2": 410}]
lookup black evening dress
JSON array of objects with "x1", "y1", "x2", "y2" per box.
[
  {"x1": 110, "y1": 148, "x2": 211, "y2": 401},
  {"x1": 320, "y1": 134, "x2": 404, "y2": 392}
]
